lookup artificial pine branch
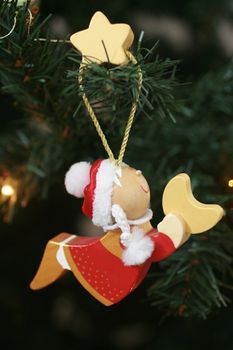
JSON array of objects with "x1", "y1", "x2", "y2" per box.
[
  {"x1": 148, "y1": 224, "x2": 233, "y2": 319},
  {"x1": 0, "y1": 0, "x2": 179, "y2": 203}
]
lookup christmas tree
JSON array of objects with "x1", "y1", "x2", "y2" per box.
[{"x1": 0, "y1": 1, "x2": 233, "y2": 349}]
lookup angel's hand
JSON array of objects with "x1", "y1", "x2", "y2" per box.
[{"x1": 157, "y1": 213, "x2": 190, "y2": 248}]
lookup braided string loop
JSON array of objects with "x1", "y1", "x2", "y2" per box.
[{"x1": 78, "y1": 51, "x2": 143, "y2": 165}]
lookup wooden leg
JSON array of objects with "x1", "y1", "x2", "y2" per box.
[{"x1": 30, "y1": 233, "x2": 71, "y2": 290}]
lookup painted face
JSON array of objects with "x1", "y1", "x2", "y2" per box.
[{"x1": 112, "y1": 166, "x2": 150, "y2": 220}]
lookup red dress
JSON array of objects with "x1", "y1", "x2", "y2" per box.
[{"x1": 64, "y1": 228, "x2": 175, "y2": 306}]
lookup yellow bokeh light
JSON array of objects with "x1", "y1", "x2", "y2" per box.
[
  {"x1": 1, "y1": 184, "x2": 15, "y2": 196},
  {"x1": 228, "y1": 180, "x2": 233, "y2": 188}
]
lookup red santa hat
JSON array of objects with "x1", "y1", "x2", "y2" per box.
[{"x1": 64, "y1": 159, "x2": 120, "y2": 227}]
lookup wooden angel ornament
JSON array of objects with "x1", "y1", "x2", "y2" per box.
[
  {"x1": 30, "y1": 11, "x2": 224, "y2": 306},
  {"x1": 30, "y1": 159, "x2": 224, "y2": 306}
]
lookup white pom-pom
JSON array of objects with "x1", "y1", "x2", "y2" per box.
[
  {"x1": 122, "y1": 227, "x2": 154, "y2": 266},
  {"x1": 65, "y1": 162, "x2": 91, "y2": 198}
]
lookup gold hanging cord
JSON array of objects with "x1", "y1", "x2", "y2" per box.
[{"x1": 78, "y1": 51, "x2": 143, "y2": 166}]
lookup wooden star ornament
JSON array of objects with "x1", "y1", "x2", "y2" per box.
[{"x1": 70, "y1": 11, "x2": 134, "y2": 65}]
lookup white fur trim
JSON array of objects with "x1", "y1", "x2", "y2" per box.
[
  {"x1": 92, "y1": 159, "x2": 118, "y2": 227},
  {"x1": 65, "y1": 162, "x2": 91, "y2": 198},
  {"x1": 122, "y1": 227, "x2": 154, "y2": 266}
]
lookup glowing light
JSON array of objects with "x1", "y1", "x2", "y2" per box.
[
  {"x1": 1, "y1": 185, "x2": 15, "y2": 196},
  {"x1": 228, "y1": 180, "x2": 233, "y2": 188}
]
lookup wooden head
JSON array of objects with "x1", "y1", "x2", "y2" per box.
[{"x1": 112, "y1": 166, "x2": 150, "y2": 220}]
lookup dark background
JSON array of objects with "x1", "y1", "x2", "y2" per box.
[{"x1": 1, "y1": 0, "x2": 233, "y2": 349}]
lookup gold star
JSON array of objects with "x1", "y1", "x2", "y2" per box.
[{"x1": 70, "y1": 11, "x2": 134, "y2": 65}]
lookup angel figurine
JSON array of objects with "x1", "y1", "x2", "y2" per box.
[{"x1": 30, "y1": 159, "x2": 224, "y2": 305}]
